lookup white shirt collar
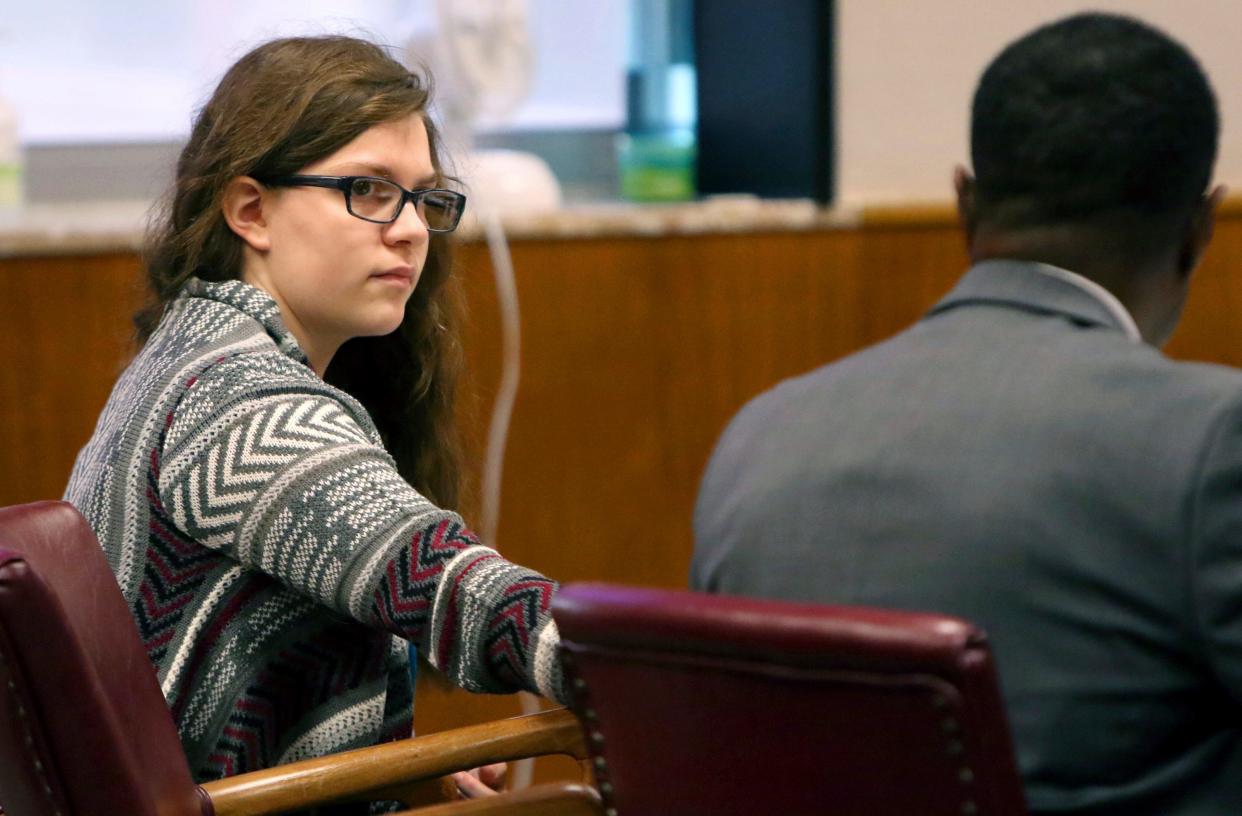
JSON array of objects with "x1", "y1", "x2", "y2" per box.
[{"x1": 1027, "y1": 262, "x2": 1142, "y2": 343}]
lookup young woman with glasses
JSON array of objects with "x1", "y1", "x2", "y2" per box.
[{"x1": 64, "y1": 36, "x2": 560, "y2": 797}]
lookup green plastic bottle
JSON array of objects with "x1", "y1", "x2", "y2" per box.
[
  {"x1": 0, "y1": 75, "x2": 22, "y2": 213},
  {"x1": 617, "y1": 0, "x2": 696, "y2": 203}
]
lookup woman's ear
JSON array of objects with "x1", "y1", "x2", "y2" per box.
[{"x1": 221, "y1": 176, "x2": 272, "y2": 252}]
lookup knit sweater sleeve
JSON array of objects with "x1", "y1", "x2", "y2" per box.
[{"x1": 155, "y1": 355, "x2": 565, "y2": 702}]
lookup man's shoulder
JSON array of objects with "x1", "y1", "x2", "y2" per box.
[
  {"x1": 1076, "y1": 338, "x2": 1242, "y2": 418},
  {"x1": 720, "y1": 328, "x2": 935, "y2": 427},
  {"x1": 784, "y1": 318, "x2": 1242, "y2": 400},
  {"x1": 715, "y1": 322, "x2": 1242, "y2": 469}
]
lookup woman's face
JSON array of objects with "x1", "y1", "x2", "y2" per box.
[{"x1": 242, "y1": 113, "x2": 435, "y2": 372}]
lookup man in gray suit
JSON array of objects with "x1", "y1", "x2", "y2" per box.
[{"x1": 692, "y1": 13, "x2": 1236, "y2": 815}]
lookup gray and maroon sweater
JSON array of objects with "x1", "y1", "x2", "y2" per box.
[{"x1": 65, "y1": 278, "x2": 563, "y2": 781}]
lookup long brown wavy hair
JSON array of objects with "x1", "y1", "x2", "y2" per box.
[{"x1": 137, "y1": 35, "x2": 465, "y2": 510}]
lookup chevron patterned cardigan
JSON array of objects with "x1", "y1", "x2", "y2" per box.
[{"x1": 65, "y1": 278, "x2": 564, "y2": 781}]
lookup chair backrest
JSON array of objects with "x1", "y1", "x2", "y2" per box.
[
  {"x1": 0, "y1": 501, "x2": 203, "y2": 816},
  {"x1": 553, "y1": 583, "x2": 1028, "y2": 816}
]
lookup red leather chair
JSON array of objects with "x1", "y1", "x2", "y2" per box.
[
  {"x1": 0, "y1": 501, "x2": 592, "y2": 816},
  {"x1": 553, "y1": 583, "x2": 1029, "y2": 816}
]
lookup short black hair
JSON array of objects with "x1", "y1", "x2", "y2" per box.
[{"x1": 971, "y1": 13, "x2": 1218, "y2": 228}]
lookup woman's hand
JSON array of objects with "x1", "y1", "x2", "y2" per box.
[{"x1": 452, "y1": 763, "x2": 508, "y2": 798}]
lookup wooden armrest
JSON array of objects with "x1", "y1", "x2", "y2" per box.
[
  {"x1": 201, "y1": 708, "x2": 586, "y2": 816},
  {"x1": 397, "y1": 783, "x2": 603, "y2": 816}
]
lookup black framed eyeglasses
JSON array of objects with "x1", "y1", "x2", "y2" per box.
[{"x1": 264, "y1": 175, "x2": 467, "y2": 232}]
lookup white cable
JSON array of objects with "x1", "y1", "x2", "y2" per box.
[
  {"x1": 476, "y1": 199, "x2": 541, "y2": 790},
  {"x1": 416, "y1": 0, "x2": 541, "y2": 788},
  {"x1": 477, "y1": 206, "x2": 519, "y2": 548}
]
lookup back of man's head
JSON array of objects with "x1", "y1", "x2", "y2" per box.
[{"x1": 971, "y1": 13, "x2": 1218, "y2": 232}]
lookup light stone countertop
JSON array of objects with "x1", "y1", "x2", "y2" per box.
[
  {"x1": 0, "y1": 200, "x2": 158, "y2": 258},
  {"x1": 0, "y1": 197, "x2": 862, "y2": 259}
]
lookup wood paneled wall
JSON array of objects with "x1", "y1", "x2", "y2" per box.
[{"x1": 5, "y1": 207, "x2": 1242, "y2": 766}]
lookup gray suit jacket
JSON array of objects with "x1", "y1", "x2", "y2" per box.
[{"x1": 692, "y1": 260, "x2": 1242, "y2": 815}]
